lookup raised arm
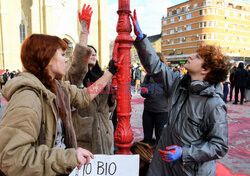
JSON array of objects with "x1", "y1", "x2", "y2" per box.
[
  {"x1": 65, "y1": 4, "x2": 93, "y2": 86},
  {"x1": 78, "y1": 4, "x2": 93, "y2": 46},
  {"x1": 130, "y1": 10, "x2": 181, "y2": 94}
]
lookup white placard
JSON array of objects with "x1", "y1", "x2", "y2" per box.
[{"x1": 69, "y1": 154, "x2": 139, "y2": 176}]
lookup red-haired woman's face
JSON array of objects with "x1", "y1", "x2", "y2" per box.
[{"x1": 47, "y1": 48, "x2": 67, "y2": 79}]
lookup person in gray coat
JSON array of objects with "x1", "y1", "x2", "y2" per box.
[{"x1": 130, "y1": 10, "x2": 230, "y2": 176}]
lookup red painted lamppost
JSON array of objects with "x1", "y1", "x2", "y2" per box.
[{"x1": 113, "y1": 0, "x2": 134, "y2": 154}]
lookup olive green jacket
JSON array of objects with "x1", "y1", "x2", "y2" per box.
[{"x1": 0, "y1": 72, "x2": 90, "y2": 176}]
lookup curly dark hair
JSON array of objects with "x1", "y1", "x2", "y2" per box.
[
  {"x1": 21, "y1": 34, "x2": 68, "y2": 94},
  {"x1": 197, "y1": 45, "x2": 231, "y2": 84}
]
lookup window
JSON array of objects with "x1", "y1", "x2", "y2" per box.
[
  {"x1": 194, "y1": 4, "x2": 197, "y2": 9},
  {"x1": 177, "y1": 9, "x2": 180, "y2": 14},
  {"x1": 163, "y1": 20, "x2": 167, "y2": 25},
  {"x1": 212, "y1": 8, "x2": 215, "y2": 14},
  {"x1": 179, "y1": 16, "x2": 183, "y2": 21},
  {"x1": 203, "y1": 35, "x2": 206, "y2": 40},
  {"x1": 241, "y1": 13, "x2": 245, "y2": 19},
  {"x1": 225, "y1": 11, "x2": 229, "y2": 18},
  {"x1": 207, "y1": 9, "x2": 211, "y2": 15},
  {"x1": 171, "y1": 40, "x2": 174, "y2": 44},
  {"x1": 171, "y1": 18, "x2": 174, "y2": 23},
  {"x1": 179, "y1": 28, "x2": 183, "y2": 32},
  {"x1": 207, "y1": 21, "x2": 211, "y2": 27},
  {"x1": 187, "y1": 13, "x2": 192, "y2": 19},
  {"x1": 200, "y1": 22, "x2": 203, "y2": 28},
  {"x1": 169, "y1": 12, "x2": 172, "y2": 16},
  {"x1": 178, "y1": 38, "x2": 182, "y2": 43},
  {"x1": 19, "y1": 23, "x2": 26, "y2": 43},
  {"x1": 225, "y1": 22, "x2": 228, "y2": 29},
  {"x1": 233, "y1": 24, "x2": 236, "y2": 30},
  {"x1": 187, "y1": 25, "x2": 191, "y2": 30},
  {"x1": 170, "y1": 29, "x2": 174, "y2": 34},
  {"x1": 204, "y1": 1, "x2": 207, "y2": 6},
  {"x1": 225, "y1": 36, "x2": 228, "y2": 41},
  {"x1": 203, "y1": 22, "x2": 207, "y2": 27},
  {"x1": 200, "y1": 10, "x2": 203, "y2": 15}
]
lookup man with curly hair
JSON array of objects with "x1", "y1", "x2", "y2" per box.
[{"x1": 130, "y1": 10, "x2": 231, "y2": 176}]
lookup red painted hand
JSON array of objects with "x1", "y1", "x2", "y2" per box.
[{"x1": 78, "y1": 4, "x2": 93, "y2": 33}]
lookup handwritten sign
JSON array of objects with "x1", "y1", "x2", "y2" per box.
[{"x1": 69, "y1": 154, "x2": 139, "y2": 176}]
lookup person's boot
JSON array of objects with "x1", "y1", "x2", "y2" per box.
[{"x1": 233, "y1": 102, "x2": 238, "y2": 105}]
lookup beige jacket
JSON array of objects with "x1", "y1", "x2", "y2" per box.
[
  {"x1": 65, "y1": 44, "x2": 116, "y2": 154},
  {"x1": 0, "y1": 72, "x2": 90, "y2": 176}
]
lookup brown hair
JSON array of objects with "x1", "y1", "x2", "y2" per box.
[
  {"x1": 156, "y1": 52, "x2": 167, "y2": 65},
  {"x1": 21, "y1": 34, "x2": 68, "y2": 94},
  {"x1": 197, "y1": 45, "x2": 231, "y2": 84}
]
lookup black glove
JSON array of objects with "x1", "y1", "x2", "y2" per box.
[{"x1": 108, "y1": 59, "x2": 117, "y2": 75}]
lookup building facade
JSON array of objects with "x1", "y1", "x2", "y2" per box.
[
  {"x1": 161, "y1": 0, "x2": 250, "y2": 65},
  {"x1": 0, "y1": 0, "x2": 109, "y2": 71}
]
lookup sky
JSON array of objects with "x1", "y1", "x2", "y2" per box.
[
  {"x1": 107, "y1": 0, "x2": 250, "y2": 41},
  {"x1": 108, "y1": 0, "x2": 190, "y2": 41}
]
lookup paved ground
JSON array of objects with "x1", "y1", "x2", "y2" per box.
[
  {"x1": 130, "y1": 91, "x2": 250, "y2": 176},
  {"x1": 0, "y1": 90, "x2": 249, "y2": 175}
]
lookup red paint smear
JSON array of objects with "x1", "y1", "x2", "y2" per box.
[
  {"x1": 216, "y1": 162, "x2": 248, "y2": 176},
  {"x1": 0, "y1": 97, "x2": 7, "y2": 106},
  {"x1": 131, "y1": 98, "x2": 144, "y2": 104}
]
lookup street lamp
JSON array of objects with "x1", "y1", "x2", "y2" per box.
[{"x1": 113, "y1": 0, "x2": 134, "y2": 154}]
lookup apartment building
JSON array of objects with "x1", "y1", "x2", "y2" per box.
[{"x1": 161, "y1": 0, "x2": 250, "y2": 64}]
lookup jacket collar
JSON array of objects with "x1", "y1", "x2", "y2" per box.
[{"x1": 179, "y1": 73, "x2": 222, "y2": 97}]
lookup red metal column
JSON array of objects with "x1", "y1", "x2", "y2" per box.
[{"x1": 114, "y1": 0, "x2": 134, "y2": 154}]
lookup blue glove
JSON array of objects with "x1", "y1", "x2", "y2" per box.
[
  {"x1": 158, "y1": 145, "x2": 182, "y2": 162},
  {"x1": 129, "y1": 10, "x2": 144, "y2": 40}
]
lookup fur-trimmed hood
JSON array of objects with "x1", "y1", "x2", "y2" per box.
[{"x1": 2, "y1": 71, "x2": 55, "y2": 101}]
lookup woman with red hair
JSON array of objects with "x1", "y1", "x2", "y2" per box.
[{"x1": 0, "y1": 33, "x2": 117, "y2": 176}]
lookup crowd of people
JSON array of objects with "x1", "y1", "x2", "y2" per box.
[
  {"x1": 0, "y1": 69, "x2": 21, "y2": 89},
  {"x1": 0, "y1": 4, "x2": 248, "y2": 176},
  {"x1": 223, "y1": 61, "x2": 250, "y2": 104}
]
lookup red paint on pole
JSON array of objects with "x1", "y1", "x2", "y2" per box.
[{"x1": 114, "y1": 0, "x2": 134, "y2": 154}]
